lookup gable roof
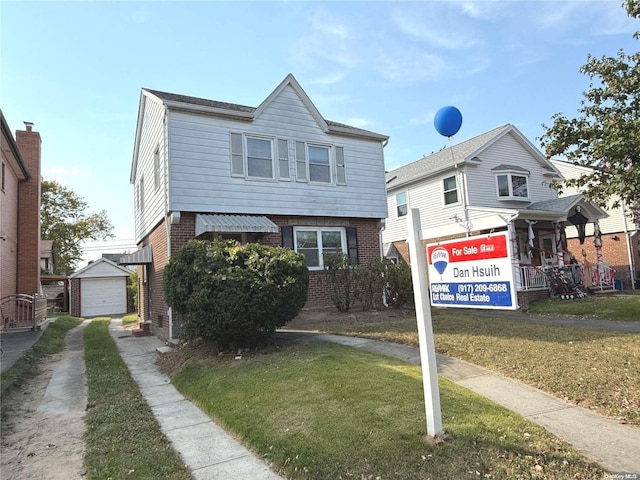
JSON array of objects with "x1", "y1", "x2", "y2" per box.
[
  {"x1": 385, "y1": 124, "x2": 561, "y2": 191},
  {"x1": 131, "y1": 74, "x2": 388, "y2": 183},
  {"x1": 141, "y1": 74, "x2": 388, "y2": 141},
  {"x1": 70, "y1": 257, "x2": 133, "y2": 278}
]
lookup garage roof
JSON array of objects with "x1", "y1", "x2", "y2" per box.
[{"x1": 70, "y1": 257, "x2": 133, "y2": 278}]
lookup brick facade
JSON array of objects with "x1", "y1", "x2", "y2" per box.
[
  {"x1": 139, "y1": 213, "x2": 382, "y2": 339},
  {"x1": 69, "y1": 278, "x2": 81, "y2": 317},
  {"x1": 566, "y1": 232, "x2": 639, "y2": 289},
  {"x1": 15, "y1": 124, "x2": 41, "y2": 296}
]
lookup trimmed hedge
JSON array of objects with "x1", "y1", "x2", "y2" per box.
[{"x1": 164, "y1": 240, "x2": 309, "y2": 349}]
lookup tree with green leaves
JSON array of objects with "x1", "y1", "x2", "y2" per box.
[
  {"x1": 41, "y1": 180, "x2": 114, "y2": 275},
  {"x1": 540, "y1": 0, "x2": 639, "y2": 223}
]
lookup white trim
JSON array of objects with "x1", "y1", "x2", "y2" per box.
[{"x1": 293, "y1": 226, "x2": 347, "y2": 271}]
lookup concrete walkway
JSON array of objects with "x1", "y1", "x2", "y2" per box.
[
  {"x1": 108, "y1": 320, "x2": 283, "y2": 480},
  {"x1": 275, "y1": 329, "x2": 640, "y2": 475}
]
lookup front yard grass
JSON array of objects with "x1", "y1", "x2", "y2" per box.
[
  {"x1": 315, "y1": 310, "x2": 640, "y2": 424},
  {"x1": 525, "y1": 294, "x2": 640, "y2": 321},
  {"x1": 170, "y1": 342, "x2": 604, "y2": 479},
  {"x1": 83, "y1": 318, "x2": 191, "y2": 480}
]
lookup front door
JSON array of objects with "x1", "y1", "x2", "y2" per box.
[{"x1": 539, "y1": 234, "x2": 556, "y2": 266}]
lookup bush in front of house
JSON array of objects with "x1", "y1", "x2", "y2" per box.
[{"x1": 163, "y1": 239, "x2": 309, "y2": 350}]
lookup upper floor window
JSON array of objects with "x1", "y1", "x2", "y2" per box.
[
  {"x1": 443, "y1": 175, "x2": 458, "y2": 205},
  {"x1": 295, "y1": 142, "x2": 344, "y2": 185},
  {"x1": 396, "y1": 191, "x2": 408, "y2": 217},
  {"x1": 496, "y1": 173, "x2": 529, "y2": 200},
  {"x1": 294, "y1": 227, "x2": 346, "y2": 270},
  {"x1": 246, "y1": 137, "x2": 273, "y2": 179},
  {"x1": 230, "y1": 133, "x2": 291, "y2": 180}
]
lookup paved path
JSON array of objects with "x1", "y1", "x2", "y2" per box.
[
  {"x1": 109, "y1": 320, "x2": 283, "y2": 480},
  {"x1": 276, "y1": 329, "x2": 640, "y2": 475}
]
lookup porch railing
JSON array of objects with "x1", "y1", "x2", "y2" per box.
[
  {"x1": 0, "y1": 294, "x2": 48, "y2": 332},
  {"x1": 590, "y1": 263, "x2": 616, "y2": 290},
  {"x1": 518, "y1": 264, "x2": 586, "y2": 292}
]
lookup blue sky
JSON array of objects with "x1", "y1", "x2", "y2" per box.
[{"x1": 1, "y1": 1, "x2": 637, "y2": 265}]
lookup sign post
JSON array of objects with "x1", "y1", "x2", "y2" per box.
[{"x1": 407, "y1": 208, "x2": 443, "y2": 437}]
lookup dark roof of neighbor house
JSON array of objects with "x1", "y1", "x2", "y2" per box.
[
  {"x1": 385, "y1": 124, "x2": 512, "y2": 190},
  {"x1": 385, "y1": 124, "x2": 562, "y2": 192},
  {"x1": 142, "y1": 87, "x2": 387, "y2": 141}
]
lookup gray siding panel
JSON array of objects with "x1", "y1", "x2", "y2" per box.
[{"x1": 166, "y1": 85, "x2": 388, "y2": 219}]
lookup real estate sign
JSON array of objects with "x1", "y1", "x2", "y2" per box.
[{"x1": 426, "y1": 232, "x2": 517, "y2": 310}]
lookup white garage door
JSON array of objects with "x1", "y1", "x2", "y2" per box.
[{"x1": 80, "y1": 277, "x2": 127, "y2": 317}]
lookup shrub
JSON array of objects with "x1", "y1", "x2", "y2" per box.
[
  {"x1": 324, "y1": 253, "x2": 356, "y2": 312},
  {"x1": 384, "y1": 260, "x2": 414, "y2": 308},
  {"x1": 353, "y1": 258, "x2": 387, "y2": 311},
  {"x1": 163, "y1": 240, "x2": 309, "y2": 350}
]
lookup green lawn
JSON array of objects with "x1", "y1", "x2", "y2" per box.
[
  {"x1": 83, "y1": 319, "x2": 191, "y2": 480},
  {"x1": 317, "y1": 310, "x2": 640, "y2": 425},
  {"x1": 525, "y1": 294, "x2": 640, "y2": 321},
  {"x1": 170, "y1": 342, "x2": 604, "y2": 479}
]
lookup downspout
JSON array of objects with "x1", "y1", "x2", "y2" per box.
[
  {"x1": 163, "y1": 108, "x2": 174, "y2": 341},
  {"x1": 620, "y1": 202, "x2": 636, "y2": 290}
]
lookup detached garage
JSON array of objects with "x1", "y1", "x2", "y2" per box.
[{"x1": 69, "y1": 258, "x2": 132, "y2": 317}]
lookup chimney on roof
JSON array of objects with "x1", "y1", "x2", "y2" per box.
[{"x1": 24, "y1": 121, "x2": 34, "y2": 132}]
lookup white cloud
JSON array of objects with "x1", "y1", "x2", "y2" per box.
[
  {"x1": 376, "y1": 48, "x2": 448, "y2": 83},
  {"x1": 43, "y1": 165, "x2": 81, "y2": 184},
  {"x1": 308, "y1": 72, "x2": 346, "y2": 85},
  {"x1": 343, "y1": 117, "x2": 374, "y2": 129},
  {"x1": 409, "y1": 112, "x2": 435, "y2": 126},
  {"x1": 392, "y1": 7, "x2": 480, "y2": 50}
]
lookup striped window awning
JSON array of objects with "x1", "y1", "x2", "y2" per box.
[
  {"x1": 195, "y1": 214, "x2": 280, "y2": 236},
  {"x1": 119, "y1": 245, "x2": 153, "y2": 265}
]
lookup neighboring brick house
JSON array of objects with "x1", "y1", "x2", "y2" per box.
[
  {"x1": 551, "y1": 159, "x2": 639, "y2": 289},
  {"x1": 1, "y1": 111, "x2": 42, "y2": 301},
  {"x1": 121, "y1": 74, "x2": 389, "y2": 340}
]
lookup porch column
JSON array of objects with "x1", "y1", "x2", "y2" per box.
[
  {"x1": 554, "y1": 221, "x2": 564, "y2": 267},
  {"x1": 594, "y1": 221, "x2": 604, "y2": 287},
  {"x1": 507, "y1": 222, "x2": 522, "y2": 290}
]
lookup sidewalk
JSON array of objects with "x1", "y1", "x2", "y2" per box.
[
  {"x1": 108, "y1": 320, "x2": 283, "y2": 480},
  {"x1": 276, "y1": 329, "x2": 640, "y2": 475}
]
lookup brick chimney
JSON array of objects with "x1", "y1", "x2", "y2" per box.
[{"x1": 15, "y1": 122, "x2": 42, "y2": 295}]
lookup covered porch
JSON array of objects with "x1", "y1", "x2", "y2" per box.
[{"x1": 469, "y1": 194, "x2": 612, "y2": 299}]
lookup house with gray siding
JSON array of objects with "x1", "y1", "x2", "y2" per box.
[
  {"x1": 382, "y1": 124, "x2": 612, "y2": 307},
  {"x1": 123, "y1": 74, "x2": 389, "y2": 340}
]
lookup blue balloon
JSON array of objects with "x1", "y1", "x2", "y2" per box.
[{"x1": 434, "y1": 106, "x2": 463, "y2": 137}]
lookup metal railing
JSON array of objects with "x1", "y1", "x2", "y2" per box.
[{"x1": 0, "y1": 294, "x2": 48, "y2": 332}]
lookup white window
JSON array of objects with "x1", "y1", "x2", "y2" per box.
[
  {"x1": 396, "y1": 191, "x2": 408, "y2": 217},
  {"x1": 496, "y1": 173, "x2": 529, "y2": 200},
  {"x1": 443, "y1": 175, "x2": 458, "y2": 205},
  {"x1": 246, "y1": 137, "x2": 273, "y2": 179},
  {"x1": 229, "y1": 133, "x2": 275, "y2": 179},
  {"x1": 295, "y1": 141, "x2": 341, "y2": 184},
  {"x1": 294, "y1": 227, "x2": 346, "y2": 270}
]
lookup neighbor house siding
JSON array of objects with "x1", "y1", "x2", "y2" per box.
[
  {"x1": 0, "y1": 159, "x2": 20, "y2": 299},
  {"x1": 166, "y1": 85, "x2": 387, "y2": 219},
  {"x1": 465, "y1": 134, "x2": 558, "y2": 209},
  {"x1": 134, "y1": 96, "x2": 166, "y2": 243}
]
